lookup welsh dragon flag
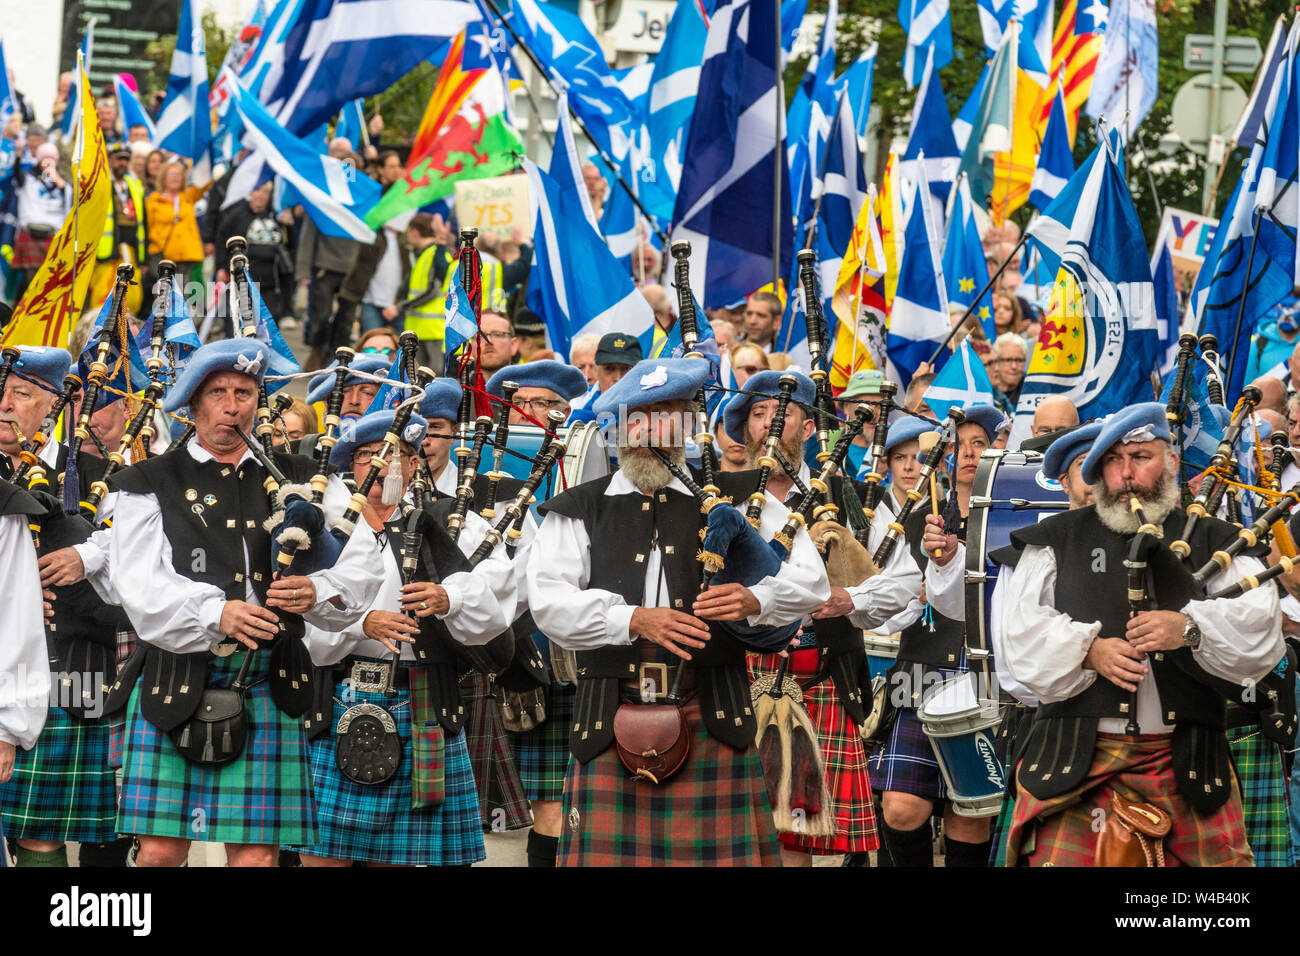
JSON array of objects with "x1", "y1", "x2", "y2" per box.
[{"x1": 365, "y1": 26, "x2": 523, "y2": 227}]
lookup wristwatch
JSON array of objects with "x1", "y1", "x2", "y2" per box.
[{"x1": 1182, "y1": 616, "x2": 1202, "y2": 651}]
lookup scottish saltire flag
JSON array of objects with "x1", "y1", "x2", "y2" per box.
[
  {"x1": 1255, "y1": 32, "x2": 1300, "y2": 294},
  {"x1": 549, "y1": 93, "x2": 599, "y2": 230},
  {"x1": 786, "y1": 0, "x2": 839, "y2": 230},
  {"x1": 155, "y1": 0, "x2": 212, "y2": 169},
  {"x1": 977, "y1": 0, "x2": 1013, "y2": 57},
  {"x1": 1151, "y1": 242, "x2": 1180, "y2": 378},
  {"x1": 1232, "y1": 15, "x2": 1287, "y2": 151},
  {"x1": 1029, "y1": 84, "x2": 1074, "y2": 210},
  {"x1": 1017, "y1": 0, "x2": 1055, "y2": 81},
  {"x1": 899, "y1": 0, "x2": 952, "y2": 89},
  {"x1": 601, "y1": 178, "x2": 641, "y2": 273},
  {"x1": 707, "y1": 344, "x2": 739, "y2": 429},
  {"x1": 944, "y1": 175, "x2": 995, "y2": 339},
  {"x1": 261, "y1": 0, "x2": 477, "y2": 136},
  {"x1": 229, "y1": 79, "x2": 381, "y2": 241},
  {"x1": 956, "y1": 22, "x2": 1018, "y2": 205},
  {"x1": 467, "y1": 0, "x2": 524, "y2": 126},
  {"x1": 139, "y1": 277, "x2": 202, "y2": 362},
  {"x1": 672, "y1": 0, "x2": 793, "y2": 310},
  {"x1": 900, "y1": 49, "x2": 960, "y2": 209},
  {"x1": 648, "y1": 0, "x2": 712, "y2": 214},
  {"x1": 1160, "y1": 357, "x2": 1223, "y2": 471},
  {"x1": 525, "y1": 159, "x2": 653, "y2": 360},
  {"x1": 814, "y1": 89, "x2": 868, "y2": 331},
  {"x1": 839, "y1": 44, "x2": 877, "y2": 152},
  {"x1": 335, "y1": 99, "x2": 365, "y2": 149},
  {"x1": 365, "y1": 354, "x2": 408, "y2": 414},
  {"x1": 0, "y1": 39, "x2": 15, "y2": 120},
  {"x1": 924, "y1": 338, "x2": 995, "y2": 419},
  {"x1": 242, "y1": 266, "x2": 301, "y2": 384},
  {"x1": 1011, "y1": 130, "x2": 1158, "y2": 446},
  {"x1": 655, "y1": 291, "x2": 716, "y2": 359},
  {"x1": 1085, "y1": 0, "x2": 1158, "y2": 141},
  {"x1": 114, "y1": 75, "x2": 158, "y2": 142},
  {"x1": 780, "y1": 0, "x2": 808, "y2": 56},
  {"x1": 82, "y1": 293, "x2": 151, "y2": 389},
  {"x1": 887, "y1": 167, "x2": 950, "y2": 389},
  {"x1": 952, "y1": 61, "x2": 990, "y2": 152},
  {"x1": 443, "y1": 268, "x2": 479, "y2": 355},
  {"x1": 60, "y1": 19, "x2": 96, "y2": 139}
]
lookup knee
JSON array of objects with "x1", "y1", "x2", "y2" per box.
[
  {"x1": 881, "y1": 791, "x2": 933, "y2": 831},
  {"x1": 136, "y1": 837, "x2": 191, "y2": 868},
  {"x1": 225, "y1": 843, "x2": 276, "y2": 867},
  {"x1": 531, "y1": 800, "x2": 563, "y2": 836},
  {"x1": 943, "y1": 810, "x2": 990, "y2": 844}
]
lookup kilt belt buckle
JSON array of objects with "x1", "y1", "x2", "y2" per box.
[
  {"x1": 638, "y1": 662, "x2": 670, "y2": 702},
  {"x1": 350, "y1": 660, "x2": 391, "y2": 694}
]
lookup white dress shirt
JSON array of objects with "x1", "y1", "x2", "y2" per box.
[{"x1": 0, "y1": 514, "x2": 50, "y2": 748}]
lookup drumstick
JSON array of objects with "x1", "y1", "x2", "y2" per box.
[{"x1": 929, "y1": 471, "x2": 942, "y2": 558}]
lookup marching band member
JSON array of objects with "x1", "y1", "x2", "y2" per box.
[
  {"x1": 109, "y1": 339, "x2": 383, "y2": 866},
  {"x1": 1000, "y1": 404, "x2": 1282, "y2": 866}
]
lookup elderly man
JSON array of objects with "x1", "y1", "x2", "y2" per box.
[
  {"x1": 988, "y1": 333, "x2": 1027, "y2": 416},
  {"x1": 109, "y1": 338, "x2": 382, "y2": 867},
  {"x1": 486, "y1": 360, "x2": 587, "y2": 428},
  {"x1": 1028, "y1": 395, "x2": 1080, "y2": 442},
  {"x1": 743, "y1": 291, "x2": 785, "y2": 352},
  {"x1": 569, "y1": 334, "x2": 600, "y2": 387},
  {"x1": 1000, "y1": 403, "x2": 1283, "y2": 866}
]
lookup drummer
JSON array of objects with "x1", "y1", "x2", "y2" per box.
[
  {"x1": 871, "y1": 403, "x2": 1006, "y2": 868},
  {"x1": 486, "y1": 361, "x2": 589, "y2": 429}
]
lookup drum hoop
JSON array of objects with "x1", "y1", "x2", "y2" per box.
[
  {"x1": 964, "y1": 452, "x2": 1001, "y2": 663},
  {"x1": 559, "y1": 420, "x2": 609, "y2": 492}
]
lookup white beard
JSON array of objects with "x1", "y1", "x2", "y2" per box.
[
  {"x1": 619, "y1": 443, "x2": 685, "y2": 493},
  {"x1": 1094, "y1": 464, "x2": 1180, "y2": 535}
]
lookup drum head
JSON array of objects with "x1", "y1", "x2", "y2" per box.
[
  {"x1": 919, "y1": 674, "x2": 980, "y2": 720},
  {"x1": 561, "y1": 421, "x2": 611, "y2": 491}
]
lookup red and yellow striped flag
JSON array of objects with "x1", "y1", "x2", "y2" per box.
[
  {"x1": 830, "y1": 183, "x2": 888, "y2": 389},
  {"x1": 1041, "y1": 0, "x2": 1104, "y2": 145}
]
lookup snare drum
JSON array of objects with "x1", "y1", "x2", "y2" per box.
[
  {"x1": 917, "y1": 674, "x2": 1005, "y2": 818},
  {"x1": 863, "y1": 632, "x2": 900, "y2": 683},
  {"x1": 491, "y1": 421, "x2": 611, "y2": 517}
]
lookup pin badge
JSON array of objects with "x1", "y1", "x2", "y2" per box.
[
  {"x1": 204, "y1": 494, "x2": 217, "y2": 506},
  {"x1": 185, "y1": 489, "x2": 198, "y2": 502},
  {"x1": 191, "y1": 503, "x2": 208, "y2": 527}
]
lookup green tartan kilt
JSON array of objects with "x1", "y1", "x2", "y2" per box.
[
  {"x1": 115, "y1": 650, "x2": 317, "y2": 846},
  {"x1": 558, "y1": 694, "x2": 782, "y2": 867},
  {"x1": 512, "y1": 682, "x2": 575, "y2": 803},
  {"x1": 1228, "y1": 716, "x2": 1296, "y2": 868}
]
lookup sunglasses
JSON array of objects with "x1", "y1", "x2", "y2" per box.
[{"x1": 362, "y1": 346, "x2": 395, "y2": 355}]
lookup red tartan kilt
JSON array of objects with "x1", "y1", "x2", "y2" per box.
[
  {"x1": 13, "y1": 229, "x2": 54, "y2": 270},
  {"x1": 750, "y1": 649, "x2": 879, "y2": 854}
]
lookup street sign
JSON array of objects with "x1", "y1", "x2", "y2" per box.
[
  {"x1": 1184, "y1": 34, "x2": 1263, "y2": 74},
  {"x1": 1170, "y1": 74, "x2": 1249, "y2": 155}
]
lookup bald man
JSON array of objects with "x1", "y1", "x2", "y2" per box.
[
  {"x1": 1030, "y1": 396, "x2": 1079, "y2": 439},
  {"x1": 1251, "y1": 375, "x2": 1288, "y2": 415}
]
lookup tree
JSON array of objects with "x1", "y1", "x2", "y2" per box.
[{"x1": 140, "y1": 10, "x2": 234, "y2": 98}]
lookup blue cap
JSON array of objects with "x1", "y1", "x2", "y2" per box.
[
  {"x1": 1041, "y1": 420, "x2": 1105, "y2": 481},
  {"x1": 164, "y1": 339, "x2": 270, "y2": 413},
  {"x1": 417, "y1": 379, "x2": 463, "y2": 423},
  {"x1": 723, "y1": 369, "x2": 816, "y2": 443},
  {"x1": 958, "y1": 403, "x2": 1006, "y2": 443},
  {"x1": 330, "y1": 410, "x2": 429, "y2": 469},
  {"x1": 305, "y1": 355, "x2": 393, "y2": 405},
  {"x1": 592, "y1": 357, "x2": 711, "y2": 417},
  {"x1": 884, "y1": 416, "x2": 941, "y2": 455},
  {"x1": 1080, "y1": 402, "x2": 1172, "y2": 486},
  {"x1": 14, "y1": 346, "x2": 72, "y2": 388},
  {"x1": 487, "y1": 360, "x2": 589, "y2": 402}
]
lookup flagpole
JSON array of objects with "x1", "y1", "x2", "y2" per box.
[
  {"x1": 1222, "y1": 207, "x2": 1264, "y2": 399},
  {"x1": 772, "y1": 0, "x2": 782, "y2": 291},
  {"x1": 925, "y1": 233, "x2": 1028, "y2": 366},
  {"x1": 478, "y1": 0, "x2": 669, "y2": 245}
]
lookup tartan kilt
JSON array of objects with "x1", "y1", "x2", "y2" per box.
[
  {"x1": 460, "y1": 672, "x2": 531, "y2": 830},
  {"x1": 1005, "y1": 732, "x2": 1254, "y2": 867},
  {"x1": 12, "y1": 229, "x2": 54, "y2": 270},
  {"x1": 1228, "y1": 718, "x2": 1295, "y2": 868},
  {"x1": 512, "y1": 682, "x2": 575, "y2": 803},
  {"x1": 870, "y1": 707, "x2": 946, "y2": 802},
  {"x1": 558, "y1": 693, "x2": 782, "y2": 866},
  {"x1": 107, "y1": 628, "x2": 138, "y2": 770},
  {"x1": 116, "y1": 650, "x2": 317, "y2": 846},
  {"x1": 749, "y1": 650, "x2": 878, "y2": 854},
  {"x1": 285, "y1": 680, "x2": 484, "y2": 866},
  {"x1": 0, "y1": 705, "x2": 118, "y2": 843}
]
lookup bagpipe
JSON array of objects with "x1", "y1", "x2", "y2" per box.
[
  {"x1": 670, "y1": 240, "x2": 720, "y2": 493},
  {"x1": 873, "y1": 406, "x2": 965, "y2": 567}
]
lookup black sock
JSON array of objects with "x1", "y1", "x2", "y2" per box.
[
  {"x1": 526, "y1": 830, "x2": 558, "y2": 868},
  {"x1": 943, "y1": 836, "x2": 993, "y2": 868},
  {"x1": 879, "y1": 821, "x2": 934, "y2": 867},
  {"x1": 78, "y1": 837, "x2": 133, "y2": 868}
]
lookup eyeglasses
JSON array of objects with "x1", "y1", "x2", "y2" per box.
[
  {"x1": 991, "y1": 357, "x2": 1026, "y2": 366},
  {"x1": 518, "y1": 398, "x2": 567, "y2": 413},
  {"x1": 351, "y1": 451, "x2": 386, "y2": 466},
  {"x1": 424, "y1": 431, "x2": 456, "y2": 441},
  {"x1": 482, "y1": 331, "x2": 514, "y2": 343}
]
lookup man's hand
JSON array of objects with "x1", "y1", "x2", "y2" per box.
[
  {"x1": 42, "y1": 589, "x2": 55, "y2": 620},
  {"x1": 265, "y1": 576, "x2": 316, "y2": 614},
  {"x1": 400, "y1": 581, "x2": 449, "y2": 618},
  {"x1": 811, "y1": 586, "x2": 855, "y2": 619},
  {"x1": 0, "y1": 741, "x2": 14, "y2": 783},
  {"x1": 630, "y1": 606, "x2": 710, "y2": 661},
  {"x1": 1126, "y1": 611, "x2": 1189, "y2": 655},
  {"x1": 219, "y1": 600, "x2": 280, "y2": 650},
  {"x1": 922, "y1": 514, "x2": 958, "y2": 567},
  {"x1": 38, "y1": 547, "x2": 85, "y2": 587},
  {"x1": 381, "y1": 305, "x2": 399, "y2": 321},
  {"x1": 362, "y1": 610, "x2": 418, "y2": 654},
  {"x1": 692, "y1": 582, "x2": 760, "y2": 621},
  {"x1": 1085, "y1": 637, "x2": 1148, "y2": 692}
]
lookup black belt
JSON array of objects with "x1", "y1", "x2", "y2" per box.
[{"x1": 332, "y1": 658, "x2": 412, "y2": 692}]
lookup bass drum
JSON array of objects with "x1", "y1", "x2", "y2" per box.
[
  {"x1": 964, "y1": 449, "x2": 1067, "y2": 670},
  {"x1": 496, "y1": 420, "x2": 611, "y2": 518}
]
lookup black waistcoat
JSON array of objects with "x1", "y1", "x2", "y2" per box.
[
  {"x1": 538, "y1": 474, "x2": 756, "y2": 762},
  {"x1": 896, "y1": 508, "x2": 967, "y2": 677}
]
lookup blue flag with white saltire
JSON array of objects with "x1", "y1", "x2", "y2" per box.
[
  {"x1": 1030, "y1": 84, "x2": 1074, "y2": 211},
  {"x1": 228, "y1": 78, "x2": 381, "y2": 242},
  {"x1": 0, "y1": 39, "x2": 16, "y2": 120},
  {"x1": 839, "y1": 44, "x2": 877, "y2": 152},
  {"x1": 549, "y1": 92, "x2": 599, "y2": 230},
  {"x1": 155, "y1": 0, "x2": 212, "y2": 170},
  {"x1": 443, "y1": 267, "x2": 479, "y2": 356},
  {"x1": 900, "y1": 48, "x2": 960, "y2": 210},
  {"x1": 923, "y1": 338, "x2": 995, "y2": 419},
  {"x1": 334, "y1": 99, "x2": 365, "y2": 150},
  {"x1": 525, "y1": 158, "x2": 654, "y2": 361},
  {"x1": 1085, "y1": 0, "x2": 1159, "y2": 141},
  {"x1": 887, "y1": 166, "x2": 950, "y2": 389},
  {"x1": 1231, "y1": 14, "x2": 1287, "y2": 151},
  {"x1": 786, "y1": 0, "x2": 840, "y2": 231},
  {"x1": 899, "y1": 0, "x2": 952, "y2": 90},
  {"x1": 648, "y1": 0, "x2": 713, "y2": 215},
  {"x1": 138, "y1": 276, "x2": 202, "y2": 365},
  {"x1": 366, "y1": 354, "x2": 407, "y2": 415},
  {"x1": 976, "y1": 0, "x2": 1012, "y2": 58},
  {"x1": 1151, "y1": 241, "x2": 1180, "y2": 379},
  {"x1": 780, "y1": 0, "x2": 808, "y2": 56},
  {"x1": 814, "y1": 88, "x2": 868, "y2": 340},
  {"x1": 944, "y1": 175, "x2": 995, "y2": 340},
  {"x1": 60, "y1": 20, "x2": 96, "y2": 139},
  {"x1": 600, "y1": 177, "x2": 641, "y2": 274},
  {"x1": 672, "y1": 0, "x2": 793, "y2": 310},
  {"x1": 952, "y1": 61, "x2": 989, "y2": 152},
  {"x1": 236, "y1": 266, "x2": 301, "y2": 387},
  {"x1": 1160, "y1": 356, "x2": 1223, "y2": 471}
]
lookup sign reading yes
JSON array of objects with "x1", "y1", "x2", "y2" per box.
[{"x1": 454, "y1": 173, "x2": 533, "y2": 243}]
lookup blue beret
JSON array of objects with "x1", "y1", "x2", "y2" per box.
[
  {"x1": 1080, "y1": 402, "x2": 1171, "y2": 486},
  {"x1": 723, "y1": 369, "x2": 816, "y2": 443},
  {"x1": 330, "y1": 410, "x2": 428, "y2": 469},
  {"x1": 592, "y1": 357, "x2": 710, "y2": 417},
  {"x1": 305, "y1": 355, "x2": 393, "y2": 405},
  {"x1": 14, "y1": 346, "x2": 72, "y2": 388},
  {"x1": 884, "y1": 416, "x2": 940, "y2": 455},
  {"x1": 486, "y1": 360, "x2": 590, "y2": 402},
  {"x1": 417, "y1": 379, "x2": 463, "y2": 423},
  {"x1": 958, "y1": 403, "x2": 1007, "y2": 443},
  {"x1": 164, "y1": 339, "x2": 270, "y2": 413},
  {"x1": 1041, "y1": 420, "x2": 1105, "y2": 481}
]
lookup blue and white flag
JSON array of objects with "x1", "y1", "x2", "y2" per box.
[
  {"x1": 1159, "y1": 356, "x2": 1223, "y2": 471},
  {"x1": 900, "y1": 48, "x2": 960, "y2": 210},
  {"x1": 60, "y1": 19, "x2": 96, "y2": 139},
  {"x1": 1029, "y1": 83, "x2": 1074, "y2": 210},
  {"x1": 243, "y1": 266, "x2": 301, "y2": 386},
  {"x1": 0, "y1": 39, "x2": 15, "y2": 120},
  {"x1": 839, "y1": 44, "x2": 877, "y2": 153},
  {"x1": 600, "y1": 176, "x2": 641, "y2": 273},
  {"x1": 923, "y1": 338, "x2": 995, "y2": 419},
  {"x1": 887, "y1": 167, "x2": 950, "y2": 389},
  {"x1": 155, "y1": 0, "x2": 212, "y2": 169},
  {"x1": 139, "y1": 276, "x2": 202, "y2": 362},
  {"x1": 334, "y1": 98, "x2": 365, "y2": 149},
  {"x1": 229, "y1": 78, "x2": 381, "y2": 241},
  {"x1": 780, "y1": 0, "x2": 809, "y2": 56},
  {"x1": 672, "y1": 0, "x2": 793, "y2": 310},
  {"x1": 977, "y1": 0, "x2": 1013, "y2": 58},
  {"x1": 814, "y1": 88, "x2": 868, "y2": 334},
  {"x1": 1151, "y1": 241, "x2": 1180, "y2": 379},
  {"x1": 952, "y1": 61, "x2": 989, "y2": 152},
  {"x1": 786, "y1": 0, "x2": 839, "y2": 229},
  {"x1": 1231, "y1": 14, "x2": 1287, "y2": 150},
  {"x1": 549, "y1": 92, "x2": 599, "y2": 230},
  {"x1": 648, "y1": 0, "x2": 712, "y2": 213},
  {"x1": 525, "y1": 159, "x2": 654, "y2": 361},
  {"x1": 443, "y1": 267, "x2": 479, "y2": 356},
  {"x1": 944, "y1": 175, "x2": 995, "y2": 339},
  {"x1": 1085, "y1": 0, "x2": 1158, "y2": 142},
  {"x1": 899, "y1": 0, "x2": 952, "y2": 90},
  {"x1": 114, "y1": 76, "x2": 158, "y2": 142}
]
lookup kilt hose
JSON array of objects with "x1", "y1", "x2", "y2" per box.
[
  {"x1": 512, "y1": 682, "x2": 575, "y2": 803},
  {"x1": 1005, "y1": 733, "x2": 1254, "y2": 867},
  {"x1": 0, "y1": 706, "x2": 118, "y2": 843},
  {"x1": 749, "y1": 649, "x2": 878, "y2": 854},
  {"x1": 460, "y1": 672, "x2": 532, "y2": 831},
  {"x1": 116, "y1": 650, "x2": 317, "y2": 847},
  {"x1": 285, "y1": 680, "x2": 485, "y2": 866},
  {"x1": 1227, "y1": 717, "x2": 1295, "y2": 868},
  {"x1": 558, "y1": 693, "x2": 782, "y2": 867}
]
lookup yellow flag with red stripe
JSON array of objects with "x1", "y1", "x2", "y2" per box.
[
  {"x1": 829, "y1": 183, "x2": 888, "y2": 389},
  {"x1": 3, "y1": 55, "x2": 110, "y2": 349},
  {"x1": 988, "y1": 69, "x2": 1047, "y2": 223},
  {"x1": 876, "y1": 152, "x2": 903, "y2": 310}
]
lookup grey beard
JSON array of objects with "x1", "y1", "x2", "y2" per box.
[
  {"x1": 619, "y1": 443, "x2": 685, "y2": 493},
  {"x1": 1094, "y1": 465, "x2": 1180, "y2": 535}
]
